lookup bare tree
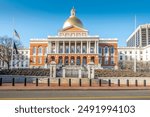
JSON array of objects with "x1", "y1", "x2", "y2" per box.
[{"x1": 0, "y1": 36, "x2": 21, "y2": 69}]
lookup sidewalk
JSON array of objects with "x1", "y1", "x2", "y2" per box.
[{"x1": 0, "y1": 83, "x2": 150, "y2": 91}]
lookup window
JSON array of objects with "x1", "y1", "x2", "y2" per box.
[
  {"x1": 38, "y1": 47, "x2": 42, "y2": 55},
  {"x1": 110, "y1": 47, "x2": 114, "y2": 54},
  {"x1": 130, "y1": 51, "x2": 132, "y2": 54},
  {"x1": 104, "y1": 46, "x2": 109, "y2": 55},
  {"x1": 26, "y1": 51, "x2": 28, "y2": 54},
  {"x1": 99, "y1": 56, "x2": 102, "y2": 64},
  {"x1": 125, "y1": 56, "x2": 128, "y2": 60},
  {"x1": 130, "y1": 56, "x2": 132, "y2": 60},
  {"x1": 120, "y1": 56, "x2": 123, "y2": 60},
  {"x1": 140, "y1": 51, "x2": 143, "y2": 54},
  {"x1": 125, "y1": 51, "x2": 127, "y2": 54},
  {"x1": 33, "y1": 47, "x2": 36, "y2": 55},
  {"x1": 38, "y1": 57, "x2": 42, "y2": 64},
  {"x1": 33, "y1": 57, "x2": 36, "y2": 64},
  {"x1": 120, "y1": 51, "x2": 122, "y2": 54},
  {"x1": 111, "y1": 57, "x2": 114, "y2": 64},
  {"x1": 21, "y1": 62, "x2": 24, "y2": 67},
  {"x1": 26, "y1": 56, "x2": 28, "y2": 60},
  {"x1": 105, "y1": 57, "x2": 108, "y2": 65},
  {"x1": 98, "y1": 47, "x2": 102, "y2": 54}
]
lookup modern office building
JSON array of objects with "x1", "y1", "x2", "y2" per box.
[{"x1": 127, "y1": 24, "x2": 150, "y2": 47}]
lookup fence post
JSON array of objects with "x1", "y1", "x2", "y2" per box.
[
  {"x1": 89, "y1": 79, "x2": 92, "y2": 87},
  {"x1": 79, "y1": 79, "x2": 82, "y2": 87},
  {"x1": 12, "y1": 78, "x2": 15, "y2": 86},
  {"x1": 99, "y1": 79, "x2": 101, "y2": 87},
  {"x1": 144, "y1": 80, "x2": 146, "y2": 87},
  {"x1": 69, "y1": 79, "x2": 71, "y2": 87},
  {"x1": 135, "y1": 80, "x2": 138, "y2": 87},
  {"x1": 0, "y1": 78, "x2": 2, "y2": 86},
  {"x1": 108, "y1": 79, "x2": 111, "y2": 87},
  {"x1": 48, "y1": 78, "x2": 50, "y2": 86},
  {"x1": 58, "y1": 79, "x2": 61, "y2": 86},
  {"x1": 127, "y1": 80, "x2": 129, "y2": 87},
  {"x1": 118, "y1": 79, "x2": 120, "y2": 87},
  {"x1": 24, "y1": 78, "x2": 27, "y2": 86},
  {"x1": 36, "y1": 78, "x2": 38, "y2": 86}
]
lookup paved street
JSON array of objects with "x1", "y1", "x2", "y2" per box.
[{"x1": 0, "y1": 90, "x2": 150, "y2": 100}]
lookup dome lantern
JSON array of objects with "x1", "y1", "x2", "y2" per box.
[{"x1": 63, "y1": 7, "x2": 84, "y2": 29}]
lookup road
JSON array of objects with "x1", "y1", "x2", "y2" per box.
[{"x1": 0, "y1": 90, "x2": 150, "y2": 100}]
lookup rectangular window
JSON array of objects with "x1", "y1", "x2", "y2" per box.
[
  {"x1": 120, "y1": 56, "x2": 123, "y2": 61},
  {"x1": 125, "y1": 56, "x2": 128, "y2": 60},
  {"x1": 105, "y1": 57, "x2": 108, "y2": 65},
  {"x1": 38, "y1": 57, "x2": 42, "y2": 64},
  {"x1": 111, "y1": 57, "x2": 114, "y2": 64},
  {"x1": 33, "y1": 57, "x2": 36, "y2": 64}
]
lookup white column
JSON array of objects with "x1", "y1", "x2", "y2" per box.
[
  {"x1": 89, "y1": 41, "x2": 91, "y2": 54},
  {"x1": 87, "y1": 41, "x2": 89, "y2": 54},
  {"x1": 57, "y1": 41, "x2": 59, "y2": 53},
  {"x1": 69, "y1": 41, "x2": 71, "y2": 53},
  {"x1": 49, "y1": 42, "x2": 51, "y2": 53},
  {"x1": 55, "y1": 41, "x2": 57, "y2": 54},
  {"x1": 75, "y1": 41, "x2": 77, "y2": 54},
  {"x1": 95, "y1": 41, "x2": 96, "y2": 54},
  {"x1": 63, "y1": 41, "x2": 65, "y2": 54},
  {"x1": 81, "y1": 41, "x2": 83, "y2": 54},
  {"x1": 97, "y1": 41, "x2": 99, "y2": 54}
]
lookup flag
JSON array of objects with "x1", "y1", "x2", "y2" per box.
[
  {"x1": 13, "y1": 42, "x2": 18, "y2": 54},
  {"x1": 14, "y1": 29, "x2": 20, "y2": 39}
]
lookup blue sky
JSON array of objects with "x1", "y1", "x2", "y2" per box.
[{"x1": 0, "y1": 0, "x2": 150, "y2": 47}]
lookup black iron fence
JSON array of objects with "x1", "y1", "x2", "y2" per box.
[{"x1": 0, "y1": 77, "x2": 149, "y2": 87}]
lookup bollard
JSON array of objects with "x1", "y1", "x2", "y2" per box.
[
  {"x1": 69, "y1": 79, "x2": 71, "y2": 87},
  {"x1": 127, "y1": 80, "x2": 129, "y2": 87},
  {"x1": 36, "y1": 78, "x2": 38, "y2": 86},
  {"x1": 58, "y1": 79, "x2": 61, "y2": 86},
  {"x1": 144, "y1": 80, "x2": 146, "y2": 87},
  {"x1": 24, "y1": 78, "x2": 27, "y2": 86},
  {"x1": 118, "y1": 79, "x2": 120, "y2": 87},
  {"x1": 12, "y1": 78, "x2": 15, "y2": 86},
  {"x1": 0, "y1": 78, "x2": 2, "y2": 86},
  {"x1": 135, "y1": 80, "x2": 138, "y2": 87},
  {"x1": 99, "y1": 79, "x2": 101, "y2": 87},
  {"x1": 89, "y1": 79, "x2": 92, "y2": 87},
  {"x1": 48, "y1": 78, "x2": 50, "y2": 86},
  {"x1": 79, "y1": 79, "x2": 82, "y2": 87},
  {"x1": 108, "y1": 79, "x2": 111, "y2": 87}
]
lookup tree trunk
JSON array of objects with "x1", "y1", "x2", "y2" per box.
[{"x1": 7, "y1": 62, "x2": 10, "y2": 70}]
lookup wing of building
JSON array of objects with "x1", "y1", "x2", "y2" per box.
[{"x1": 29, "y1": 8, "x2": 118, "y2": 69}]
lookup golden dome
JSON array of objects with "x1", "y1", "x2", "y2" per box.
[{"x1": 63, "y1": 8, "x2": 84, "y2": 29}]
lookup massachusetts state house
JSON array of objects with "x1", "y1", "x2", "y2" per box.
[{"x1": 29, "y1": 8, "x2": 118, "y2": 69}]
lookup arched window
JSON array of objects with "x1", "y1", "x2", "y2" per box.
[
  {"x1": 38, "y1": 47, "x2": 42, "y2": 55},
  {"x1": 110, "y1": 47, "x2": 114, "y2": 54},
  {"x1": 104, "y1": 46, "x2": 109, "y2": 56},
  {"x1": 98, "y1": 47, "x2": 102, "y2": 54},
  {"x1": 33, "y1": 47, "x2": 36, "y2": 55}
]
